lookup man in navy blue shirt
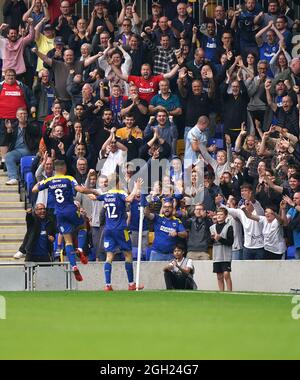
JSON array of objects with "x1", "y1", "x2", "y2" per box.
[
  {"x1": 171, "y1": 2, "x2": 195, "y2": 42},
  {"x1": 144, "y1": 199, "x2": 188, "y2": 261},
  {"x1": 17, "y1": 204, "x2": 56, "y2": 263}
]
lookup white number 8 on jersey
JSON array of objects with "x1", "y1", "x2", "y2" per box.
[{"x1": 55, "y1": 189, "x2": 65, "y2": 203}]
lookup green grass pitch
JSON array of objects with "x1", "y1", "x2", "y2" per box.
[{"x1": 0, "y1": 291, "x2": 299, "y2": 360}]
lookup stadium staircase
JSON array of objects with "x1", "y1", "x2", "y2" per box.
[{"x1": 0, "y1": 169, "x2": 26, "y2": 261}]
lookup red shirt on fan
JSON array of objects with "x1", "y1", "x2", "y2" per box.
[
  {"x1": 42, "y1": 115, "x2": 68, "y2": 136},
  {"x1": 0, "y1": 82, "x2": 27, "y2": 119},
  {"x1": 127, "y1": 74, "x2": 164, "y2": 104}
]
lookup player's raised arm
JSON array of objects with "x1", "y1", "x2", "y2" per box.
[
  {"x1": 32, "y1": 183, "x2": 40, "y2": 193},
  {"x1": 32, "y1": 180, "x2": 46, "y2": 193},
  {"x1": 125, "y1": 178, "x2": 144, "y2": 203},
  {"x1": 75, "y1": 185, "x2": 99, "y2": 196}
]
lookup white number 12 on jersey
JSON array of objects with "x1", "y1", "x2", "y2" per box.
[{"x1": 107, "y1": 203, "x2": 117, "y2": 218}]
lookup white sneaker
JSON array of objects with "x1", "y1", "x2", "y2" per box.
[
  {"x1": 14, "y1": 251, "x2": 25, "y2": 259},
  {"x1": 6, "y1": 179, "x2": 18, "y2": 185}
]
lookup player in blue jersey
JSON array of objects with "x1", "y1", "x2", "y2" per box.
[
  {"x1": 89, "y1": 177, "x2": 144, "y2": 291},
  {"x1": 144, "y1": 200, "x2": 188, "y2": 261},
  {"x1": 32, "y1": 160, "x2": 98, "y2": 282}
]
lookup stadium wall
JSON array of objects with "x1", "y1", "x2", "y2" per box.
[
  {"x1": 1, "y1": 261, "x2": 299, "y2": 293},
  {"x1": 74, "y1": 261, "x2": 300, "y2": 293}
]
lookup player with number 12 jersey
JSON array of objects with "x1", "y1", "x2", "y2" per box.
[
  {"x1": 90, "y1": 178, "x2": 144, "y2": 291},
  {"x1": 97, "y1": 190, "x2": 128, "y2": 232}
]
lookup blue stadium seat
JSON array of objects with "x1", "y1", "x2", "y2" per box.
[
  {"x1": 24, "y1": 171, "x2": 36, "y2": 208},
  {"x1": 287, "y1": 246, "x2": 296, "y2": 260},
  {"x1": 25, "y1": 171, "x2": 35, "y2": 192},
  {"x1": 20, "y1": 156, "x2": 36, "y2": 181},
  {"x1": 19, "y1": 156, "x2": 36, "y2": 202}
]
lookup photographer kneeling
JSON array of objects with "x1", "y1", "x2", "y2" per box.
[{"x1": 163, "y1": 244, "x2": 197, "y2": 290}]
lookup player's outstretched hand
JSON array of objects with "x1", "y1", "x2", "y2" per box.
[{"x1": 88, "y1": 194, "x2": 97, "y2": 201}]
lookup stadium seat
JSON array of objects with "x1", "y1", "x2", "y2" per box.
[
  {"x1": 19, "y1": 155, "x2": 36, "y2": 201},
  {"x1": 25, "y1": 171, "x2": 35, "y2": 190},
  {"x1": 148, "y1": 232, "x2": 154, "y2": 245},
  {"x1": 176, "y1": 139, "x2": 185, "y2": 156},
  {"x1": 287, "y1": 246, "x2": 296, "y2": 260},
  {"x1": 24, "y1": 172, "x2": 36, "y2": 208},
  {"x1": 20, "y1": 156, "x2": 36, "y2": 180}
]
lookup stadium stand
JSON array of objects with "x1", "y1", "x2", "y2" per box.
[{"x1": 1, "y1": 0, "x2": 300, "y2": 289}]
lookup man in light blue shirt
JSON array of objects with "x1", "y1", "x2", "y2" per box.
[{"x1": 184, "y1": 115, "x2": 209, "y2": 167}]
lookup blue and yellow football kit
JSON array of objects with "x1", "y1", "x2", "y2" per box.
[
  {"x1": 151, "y1": 214, "x2": 186, "y2": 254},
  {"x1": 38, "y1": 175, "x2": 84, "y2": 234},
  {"x1": 97, "y1": 190, "x2": 132, "y2": 252}
]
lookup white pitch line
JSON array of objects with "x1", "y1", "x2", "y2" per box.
[{"x1": 169, "y1": 290, "x2": 296, "y2": 297}]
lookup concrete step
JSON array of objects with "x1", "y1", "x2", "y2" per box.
[
  {"x1": 0, "y1": 241, "x2": 23, "y2": 252},
  {"x1": 0, "y1": 257, "x2": 25, "y2": 262},
  {"x1": 0, "y1": 185, "x2": 19, "y2": 192},
  {"x1": 0, "y1": 174, "x2": 11, "y2": 180},
  {"x1": 0, "y1": 202, "x2": 24, "y2": 209},
  {"x1": 0, "y1": 176, "x2": 18, "y2": 189},
  {"x1": 0, "y1": 225, "x2": 26, "y2": 234},
  {"x1": 0, "y1": 209, "x2": 26, "y2": 218},
  {"x1": 0, "y1": 233, "x2": 25, "y2": 241},
  {"x1": 0, "y1": 219, "x2": 26, "y2": 225},
  {"x1": 0, "y1": 182, "x2": 18, "y2": 188},
  {"x1": 0, "y1": 193, "x2": 21, "y2": 202}
]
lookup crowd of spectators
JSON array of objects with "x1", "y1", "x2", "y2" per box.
[{"x1": 1, "y1": 0, "x2": 300, "y2": 268}]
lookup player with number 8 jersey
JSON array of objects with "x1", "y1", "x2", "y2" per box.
[
  {"x1": 33, "y1": 160, "x2": 99, "y2": 282},
  {"x1": 38, "y1": 175, "x2": 84, "y2": 234}
]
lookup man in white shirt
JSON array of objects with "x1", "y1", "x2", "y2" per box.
[
  {"x1": 163, "y1": 243, "x2": 197, "y2": 290},
  {"x1": 97, "y1": 128, "x2": 128, "y2": 178},
  {"x1": 222, "y1": 184, "x2": 265, "y2": 260},
  {"x1": 242, "y1": 203, "x2": 286, "y2": 260}
]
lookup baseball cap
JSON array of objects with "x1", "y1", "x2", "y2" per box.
[
  {"x1": 44, "y1": 24, "x2": 54, "y2": 31},
  {"x1": 54, "y1": 36, "x2": 65, "y2": 45},
  {"x1": 152, "y1": 2, "x2": 162, "y2": 8}
]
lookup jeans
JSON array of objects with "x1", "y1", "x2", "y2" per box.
[
  {"x1": 6, "y1": 148, "x2": 31, "y2": 180},
  {"x1": 232, "y1": 249, "x2": 243, "y2": 260},
  {"x1": 164, "y1": 271, "x2": 196, "y2": 290},
  {"x1": 243, "y1": 247, "x2": 265, "y2": 260},
  {"x1": 149, "y1": 250, "x2": 174, "y2": 261},
  {"x1": 264, "y1": 250, "x2": 283, "y2": 260}
]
